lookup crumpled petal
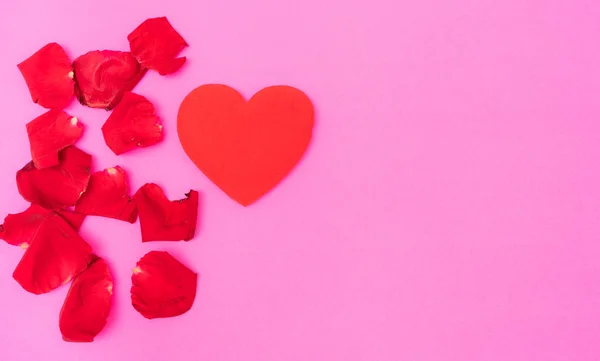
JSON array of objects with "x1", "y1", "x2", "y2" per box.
[
  {"x1": 131, "y1": 251, "x2": 197, "y2": 319},
  {"x1": 128, "y1": 17, "x2": 188, "y2": 75},
  {"x1": 27, "y1": 110, "x2": 84, "y2": 169},
  {"x1": 17, "y1": 146, "x2": 92, "y2": 210},
  {"x1": 73, "y1": 50, "x2": 147, "y2": 109},
  {"x1": 101, "y1": 92, "x2": 163, "y2": 155},
  {"x1": 75, "y1": 166, "x2": 137, "y2": 223},
  {"x1": 13, "y1": 213, "x2": 93, "y2": 295},
  {"x1": 17, "y1": 43, "x2": 74, "y2": 109},
  {"x1": 0, "y1": 204, "x2": 85, "y2": 248},
  {"x1": 133, "y1": 183, "x2": 198, "y2": 242},
  {"x1": 60, "y1": 255, "x2": 113, "y2": 342}
]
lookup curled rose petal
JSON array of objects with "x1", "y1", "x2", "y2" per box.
[
  {"x1": 13, "y1": 213, "x2": 93, "y2": 295},
  {"x1": 133, "y1": 183, "x2": 198, "y2": 242},
  {"x1": 128, "y1": 17, "x2": 188, "y2": 75},
  {"x1": 60, "y1": 255, "x2": 113, "y2": 342},
  {"x1": 75, "y1": 166, "x2": 137, "y2": 223},
  {"x1": 73, "y1": 50, "x2": 146, "y2": 109},
  {"x1": 131, "y1": 251, "x2": 197, "y2": 319},
  {"x1": 17, "y1": 43, "x2": 74, "y2": 109},
  {"x1": 27, "y1": 110, "x2": 84, "y2": 169},
  {"x1": 17, "y1": 146, "x2": 92, "y2": 210},
  {"x1": 0, "y1": 204, "x2": 85, "y2": 248},
  {"x1": 101, "y1": 92, "x2": 163, "y2": 155}
]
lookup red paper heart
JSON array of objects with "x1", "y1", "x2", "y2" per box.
[{"x1": 177, "y1": 85, "x2": 314, "y2": 206}]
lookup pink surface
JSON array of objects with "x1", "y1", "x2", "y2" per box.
[{"x1": 0, "y1": 0, "x2": 599, "y2": 360}]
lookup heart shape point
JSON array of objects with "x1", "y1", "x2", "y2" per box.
[{"x1": 177, "y1": 84, "x2": 314, "y2": 206}]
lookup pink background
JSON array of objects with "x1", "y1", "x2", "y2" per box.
[{"x1": 1, "y1": 0, "x2": 600, "y2": 360}]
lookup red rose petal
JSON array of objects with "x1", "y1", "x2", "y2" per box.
[
  {"x1": 101, "y1": 92, "x2": 163, "y2": 155},
  {"x1": 17, "y1": 43, "x2": 74, "y2": 109},
  {"x1": 73, "y1": 50, "x2": 147, "y2": 109},
  {"x1": 27, "y1": 110, "x2": 84, "y2": 169},
  {"x1": 75, "y1": 166, "x2": 137, "y2": 223},
  {"x1": 17, "y1": 146, "x2": 92, "y2": 210},
  {"x1": 133, "y1": 183, "x2": 198, "y2": 242},
  {"x1": 128, "y1": 17, "x2": 188, "y2": 75},
  {"x1": 131, "y1": 251, "x2": 197, "y2": 319},
  {"x1": 0, "y1": 204, "x2": 85, "y2": 248},
  {"x1": 60, "y1": 255, "x2": 113, "y2": 342},
  {"x1": 13, "y1": 213, "x2": 93, "y2": 295}
]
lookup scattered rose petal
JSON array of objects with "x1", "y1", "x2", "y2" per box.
[
  {"x1": 101, "y1": 92, "x2": 163, "y2": 155},
  {"x1": 75, "y1": 166, "x2": 137, "y2": 223},
  {"x1": 17, "y1": 43, "x2": 74, "y2": 109},
  {"x1": 128, "y1": 17, "x2": 188, "y2": 75},
  {"x1": 133, "y1": 183, "x2": 198, "y2": 242},
  {"x1": 60, "y1": 255, "x2": 113, "y2": 342},
  {"x1": 0, "y1": 204, "x2": 85, "y2": 248},
  {"x1": 17, "y1": 146, "x2": 92, "y2": 210},
  {"x1": 13, "y1": 213, "x2": 93, "y2": 294},
  {"x1": 131, "y1": 251, "x2": 197, "y2": 319},
  {"x1": 73, "y1": 50, "x2": 147, "y2": 109},
  {"x1": 27, "y1": 110, "x2": 84, "y2": 169}
]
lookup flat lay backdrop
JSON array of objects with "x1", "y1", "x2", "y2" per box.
[{"x1": 1, "y1": 0, "x2": 599, "y2": 360}]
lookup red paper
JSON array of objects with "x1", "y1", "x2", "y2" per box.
[
  {"x1": 177, "y1": 85, "x2": 314, "y2": 206},
  {"x1": 101, "y1": 92, "x2": 163, "y2": 155},
  {"x1": 26, "y1": 110, "x2": 84, "y2": 169},
  {"x1": 17, "y1": 43, "x2": 74, "y2": 109},
  {"x1": 131, "y1": 251, "x2": 197, "y2": 319},
  {"x1": 12, "y1": 213, "x2": 93, "y2": 295},
  {"x1": 59, "y1": 255, "x2": 113, "y2": 342},
  {"x1": 17, "y1": 146, "x2": 91, "y2": 210},
  {"x1": 75, "y1": 166, "x2": 137, "y2": 223},
  {"x1": 133, "y1": 183, "x2": 198, "y2": 242}
]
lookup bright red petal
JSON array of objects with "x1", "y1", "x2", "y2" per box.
[
  {"x1": 17, "y1": 43, "x2": 74, "y2": 109},
  {"x1": 73, "y1": 50, "x2": 146, "y2": 109},
  {"x1": 131, "y1": 251, "x2": 197, "y2": 319},
  {"x1": 17, "y1": 146, "x2": 92, "y2": 210},
  {"x1": 101, "y1": 92, "x2": 163, "y2": 155},
  {"x1": 13, "y1": 213, "x2": 93, "y2": 294},
  {"x1": 127, "y1": 17, "x2": 188, "y2": 75},
  {"x1": 27, "y1": 110, "x2": 84, "y2": 169},
  {"x1": 0, "y1": 204, "x2": 85, "y2": 248},
  {"x1": 75, "y1": 166, "x2": 137, "y2": 223},
  {"x1": 133, "y1": 183, "x2": 198, "y2": 242},
  {"x1": 60, "y1": 255, "x2": 113, "y2": 342}
]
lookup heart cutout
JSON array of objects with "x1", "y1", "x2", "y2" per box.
[{"x1": 177, "y1": 84, "x2": 314, "y2": 206}]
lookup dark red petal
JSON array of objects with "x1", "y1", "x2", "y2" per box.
[
  {"x1": 27, "y1": 110, "x2": 84, "y2": 169},
  {"x1": 73, "y1": 50, "x2": 146, "y2": 109},
  {"x1": 60, "y1": 255, "x2": 113, "y2": 342},
  {"x1": 0, "y1": 205, "x2": 85, "y2": 248},
  {"x1": 17, "y1": 146, "x2": 92, "y2": 210},
  {"x1": 13, "y1": 213, "x2": 93, "y2": 294},
  {"x1": 133, "y1": 183, "x2": 198, "y2": 242},
  {"x1": 128, "y1": 17, "x2": 188, "y2": 75},
  {"x1": 17, "y1": 43, "x2": 74, "y2": 109},
  {"x1": 75, "y1": 166, "x2": 137, "y2": 223},
  {"x1": 101, "y1": 92, "x2": 163, "y2": 155},
  {"x1": 131, "y1": 251, "x2": 197, "y2": 319}
]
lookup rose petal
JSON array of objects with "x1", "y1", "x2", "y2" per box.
[
  {"x1": 75, "y1": 166, "x2": 137, "y2": 223},
  {"x1": 73, "y1": 50, "x2": 146, "y2": 109},
  {"x1": 60, "y1": 255, "x2": 113, "y2": 342},
  {"x1": 101, "y1": 92, "x2": 163, "y2": 155},
  {"x1": 131, "y1": 251, "x2": 197, "y2": 319},
  {"x1": 0, "y1": 204, "x2": 85, "y2": 248},
  {"x1": 17, "y1": 43, "x2": 74, "y2": 109},
  {"x1": 27, "y1": 110, "x2": 84, "y2": 169},
  {"x1": 13, "y1": 213, "x2": 93, "y2": 294},
  {"x1": 17, "y1": 146, "x2": 92, "y2": 210},
  {"x1": 128, "y1": 17, "x2": 188, "y2": 75},
  {"x1": 133, "y1": 183, "x2": 198, "y2": 242}
]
